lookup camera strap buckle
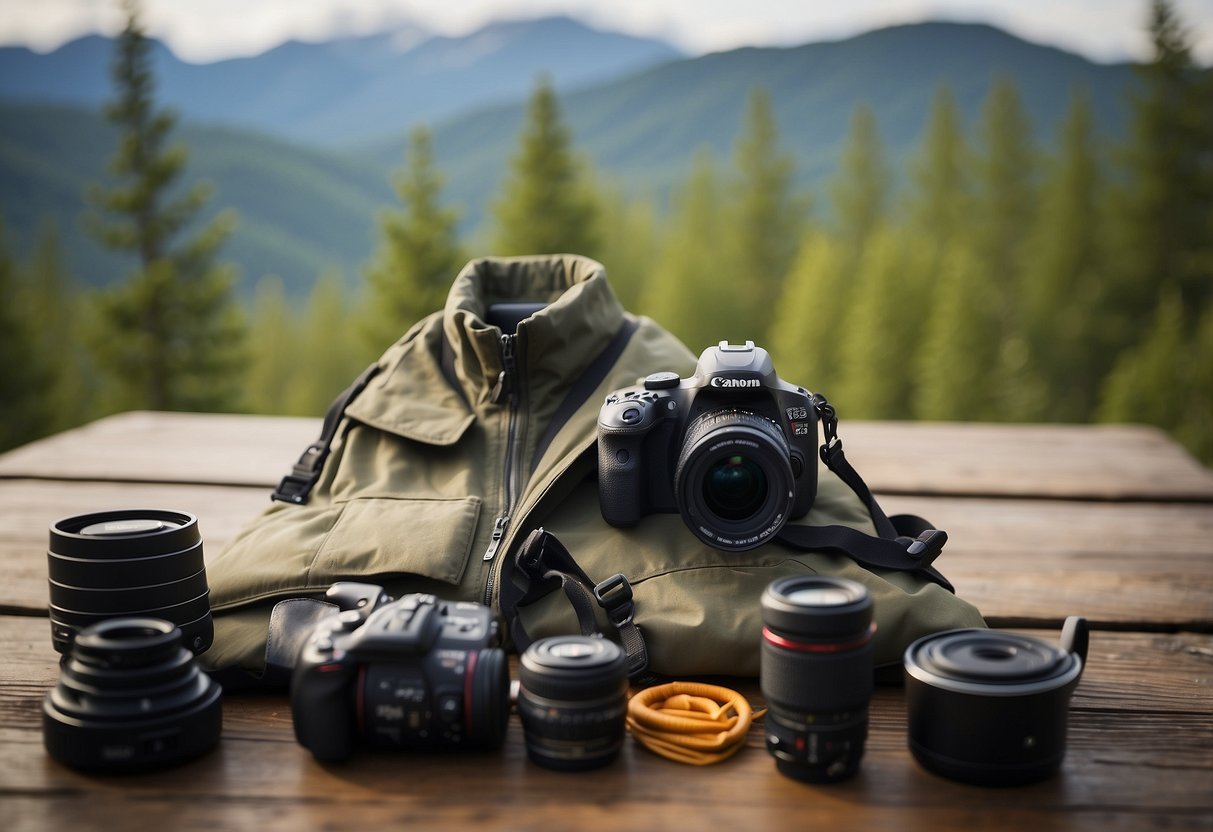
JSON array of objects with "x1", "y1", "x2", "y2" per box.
[
  {"x1": 271, "y1": 363, "x2": 380, "y2": 504},
  {"x1": 503, "y1": 529, "x2": 653, "y2": 683},
  {"x1": 594, "y1": 573, "x2": 635, "y2": 628}
]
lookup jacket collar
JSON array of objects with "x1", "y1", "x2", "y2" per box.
[{"x1": 346, "y1": 255, "x2": 626, "y2": 445}]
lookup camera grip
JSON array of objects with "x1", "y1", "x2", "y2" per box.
[
  {"x1": 291, "y1": 643, "x2": 358, "y2": 762},
  {"x1": 597, "y1": 433, "x2": 645, "y2": 526}
]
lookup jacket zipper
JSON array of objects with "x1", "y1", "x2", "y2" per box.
[{"x1": 483, "y1": 332, "x2": 525, "y2": 604}]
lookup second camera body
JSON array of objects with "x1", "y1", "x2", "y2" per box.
[
  {"x1": 291, "y1": 582, "x2": 509, "y2": 762},
  {"x1": 598, "y1": 341, "x2": 818, "y2": 551}
]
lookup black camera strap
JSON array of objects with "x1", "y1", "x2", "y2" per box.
[{"x1": 774, "y1": 394, "x2": 955, "y2": 592}]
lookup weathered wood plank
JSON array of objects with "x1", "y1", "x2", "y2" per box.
[
  {"x1": 0, "y1": 411, "x2": 319, "y2": 487},
  {"x1": 3, "y1": 412, "x2": 1212, "y2": 502},
  {"x1": 882, "y1": 495, "x2": 1213, "y2": 628},
  {"x1": 0, "y1": 479, "x2": 268, "y2": 613},
  {"x1": 2, "y1": 480, "x2": 1209, "y2": 629},
  {"x1": 843, "y1": 421, "x2": 1213, "y2": 501},
  {"x1": 1, "y1": 617, "x2": 1210, "y2": 832}
]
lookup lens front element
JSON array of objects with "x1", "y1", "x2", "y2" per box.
[{"x1": 675, "y1": 411, "x2": 795, "y2": 551}]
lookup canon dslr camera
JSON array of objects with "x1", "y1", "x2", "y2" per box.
[
  {"x1": 291, "y1": 582, "x2": 509, "y2": 762},
  {"x1": 598, "y1": 341, "x2": 818, "y2": 551}
]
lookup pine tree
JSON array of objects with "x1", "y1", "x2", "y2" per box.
[
  {"x1": 362, "y1": 126, "x2": 465, "y2": 352},
  {"x1": 906, "y1": 86, "x2": 971, "y2": 265},
  {"x1": 913, "y1": 243, "x2": 1002, "y2": 421},
  {"x1": 596, "y1": 189, "x2": 659, "y2": 312},
  {"x1": 23, "y1": 222, "x2": 94, "y2": 432},
  {"x1": 835, "y1": 228, "x2": 923, "y2": 419},
  {"x1": 1098, "y1": 0, "x2": 1213, "y2": 462},
  {"x1": 491, "y1": 77, "x2": 600, "y2": 257},
  {"x1": 245, "y1": 275, "x2": 297, "y2": 415},
  {"x1": 727, "y1": 88, "x2": 807, "y2": 345},
  {"x1": 642, "y1": 151, "x2": 732, "y2": 352},
  {"x1": 0, "y1": 223, "x2": 55, "y2": 451},
  {"x1": 287, "y1": 270, "x2": 363, "y2": 416},
  {"x1": 86, "y1": 0, "x2": 245, "y2": 412},
  {"x1": 768, "y1": 233, "x2": 849, "y2": 395},
  {"x1": 969, "y1": 76, "x2": 1038, "y2": 416},
  {"x1": 1109, "y1": 0, "x2": 1213, "y2": 322},
  {"x1": 830, "y1": 104, "x2": 890, "y2": 256},
  {"x1": 1019, "y1": 90, "x2": 1107, "y2": 421}
]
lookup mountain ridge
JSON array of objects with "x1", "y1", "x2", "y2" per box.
[
  {"x1": 0, "y1": 16, "x2": 684, "y2": 144},
  {"x1": 0, "y1": 20, "x2": 1142, "y2": 298}
]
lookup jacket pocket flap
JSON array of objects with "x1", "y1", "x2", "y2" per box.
[{"x1": 310, "y1": 496, "x2": 481, "y2": 587}]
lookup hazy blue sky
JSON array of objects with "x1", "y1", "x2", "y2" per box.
[{"x1": 1, "y1": 0, "x2": 1210, "y2": 63}]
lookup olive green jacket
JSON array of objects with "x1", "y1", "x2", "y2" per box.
[{"x1": 205, "y1": 255, "x2": 983, "y2": 678}]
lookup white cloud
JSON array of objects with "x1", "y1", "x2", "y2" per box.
[{"x1": 0, "y1": 0, "x2": 1209, "y2": 63}]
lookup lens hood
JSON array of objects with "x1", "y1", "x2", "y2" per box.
[
  {"x1": 903, "y1": 618, "x2": 1089, "y2": 786},
  {"x1": 43, "y1": 617, "x2": 222, "y2": 773}
]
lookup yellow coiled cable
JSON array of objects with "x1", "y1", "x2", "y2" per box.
[{"x1": 626, "y1": 682, "x2": 765, "y2": 765}]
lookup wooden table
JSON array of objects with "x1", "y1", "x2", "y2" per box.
[{"x1": 2, "y1": 412, "x2": 1211, "y2": 830}]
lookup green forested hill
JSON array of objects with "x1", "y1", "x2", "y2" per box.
[
  {"x1": 0, "y1": 103, "x2": 391, "y2": 297},
  {"x1": 414, "y1": 22, "x2": 1136, "y2": 220},
  {"x1": 1, "y1": 22, "x2": 1139, "y2": 296}
]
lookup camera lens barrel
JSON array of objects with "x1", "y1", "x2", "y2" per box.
[
  {"x1": 42, "y1": 617, "x2": 222, "y2": 772},
  {"x1": 47, "y1": 510, "x2": 212, "y2": 655},
  {"x1": 675, "y1": 410, "x2": 797, "y2": 551},
  {"x1": 518, "y1": 636, "x2": 629, "y2": 771},
  {"x1": 760, "y1": 576, "x2": 874, "y2": 783},
  {"x1": 903, "y1": 622, "x2": 1087, "y2": 786}
]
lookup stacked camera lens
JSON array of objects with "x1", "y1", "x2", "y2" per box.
[
  {"x1": 517, "y1": 636, "x2": 629, "y2": 771},
  {"x1": 43, "y1": 617, "x2": 222, "y2": 772},
  {"x1": 48, "y1": 510, "x2": 212, "y2": 655},
  {"x1": 760, "y1": 576, "x2": 874, "y2": 783}
]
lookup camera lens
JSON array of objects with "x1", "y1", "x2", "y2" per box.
[
  {"x1": 675, "y1": 411, "x2": 795, "y2": 551},
  {"x1": 760, "y1": 576, "x2": 874, "y2": 783},
  {"x1": 904, "y1": 624, "x2": 1087, "y2": 785},
  {"x1": 517, "y1": 636, "x2": 629, "y2": 771},
  {"x1": 47, "y1": 509, "x2": 212, "y2": 655},
  {"x1": 42, "y1": 617, "x2": 223, "y2": 772},
  {"x1": 358, "y1": 647, "x2": 509, "y2": 751},
  {"x1": 703, "y1": 454, "x2": 768, "y2": 521}
]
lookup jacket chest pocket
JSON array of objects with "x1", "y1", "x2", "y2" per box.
[{"x1": 310, "y1": 496, "x2": 482, "y2": 587}]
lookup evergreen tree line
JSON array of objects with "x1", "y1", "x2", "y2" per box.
[{"x1": 1, "y1": 0, "x2": 1209, "y2": 464}]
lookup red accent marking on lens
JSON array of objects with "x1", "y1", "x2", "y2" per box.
[
  {"x1": 464, "y1": 650, "x2": 477, "y2": 739},
  {"x1": 762, "y1": 623, "x2": 876, "y2": 653},
  {"x1": 317, "y1": 663, "x2": 342, "y2": 673}
]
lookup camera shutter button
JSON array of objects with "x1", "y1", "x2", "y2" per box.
[
  {"x1": 644, "y1": 371, "x2": 680, "y2": 390},
  {"x1": 621, "y1": 406, "x2": 643, "y2": 425}
]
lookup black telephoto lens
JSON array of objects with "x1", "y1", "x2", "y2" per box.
[
  {"x1": 517, "y1": 636, "x2": 629, "y2": 771},
  {"x1": 42, "y1": 617, "x2": 223, "y2": 773},
  {"x1": 47, "y1": 509, "x2": 212, "y2": 655},
  {"x1": 760, "y1": 576, "x2": 874, "y2": 783}
]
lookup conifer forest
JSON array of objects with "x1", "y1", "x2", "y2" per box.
[{"x1": 1, "y1": 1, "x2": 1210, "y2": 463}]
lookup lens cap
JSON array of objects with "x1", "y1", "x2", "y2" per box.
[{"x1": 905, "y1": 629, "x2": 1082, "y2": 695}]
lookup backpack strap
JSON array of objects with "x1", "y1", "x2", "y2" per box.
[
  {"x1": 271, "y1": 362, "x2": 380, "y2": 504},
  {"x1": 501, "y1": 527, "x2": 656, "y2": 684}
]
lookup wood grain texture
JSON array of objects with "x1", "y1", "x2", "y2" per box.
[
  {"x1": 2, "y1": 480, "x2": 1210, "y2": 628},
  {"x1": 1, "y1": 617, "x2": 1210, "y2": 832},
  {"x1": 3, "y1": 413, "x2": 1211, "y2": 502},
  {"x1": 0, "y1": 411, "x2": 319, "y2": 487}
]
